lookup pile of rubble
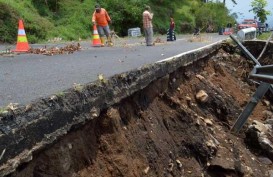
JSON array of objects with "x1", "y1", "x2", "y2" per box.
[
  {"x1": 154, "y1": 37, "x2": 166, "y2": 44},
  {"x1": 28, "y1": 43, "x2": 81, "y2": 56},
  {"x1": 0, "y1": 49, "x2": 14, "y2": 57}
]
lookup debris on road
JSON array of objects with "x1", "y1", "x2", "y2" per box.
[
  {"x1": 154, "y1": 37, "x2": 165, "y2": 45},
  {"x1": 0, "y1": 49, "x2": 15, "y2": 57},
  {"x1": 28, "y1": 43, "x2": 81, "y2": 56}
]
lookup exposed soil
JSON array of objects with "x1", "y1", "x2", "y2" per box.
[{"x1": 9, "y1": 42, "x2": 273, "y2": 177}]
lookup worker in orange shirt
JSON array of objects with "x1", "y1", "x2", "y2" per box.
[{"x1": 92, "y1": 4, "x2": 113, "y2": 47}]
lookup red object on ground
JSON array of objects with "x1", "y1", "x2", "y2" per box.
[{"x1": 223, "y1": 28, "x2": 234, "y2": 35}]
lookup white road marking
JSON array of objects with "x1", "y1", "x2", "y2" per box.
[{"x1": 156, "y1": 40, "x2": 224, "y2": 63}]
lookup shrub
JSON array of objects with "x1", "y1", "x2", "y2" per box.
[
  {"x1": 0, "y1": 2, "x2": 18, "y2": 43},
  {"x1": 180, "y1": 22, "x2": 194, "y2": 33},
  {"x1": 0, "y1": 0, "x2": 236, "y2": 43}
]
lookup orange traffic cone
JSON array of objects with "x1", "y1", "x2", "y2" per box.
[
  {"x1": 92, "y1": 25, "x2": 102, "y2": 47},
  {"x1": 13, "y1": 19, "x2": 30, "y2": 52}
]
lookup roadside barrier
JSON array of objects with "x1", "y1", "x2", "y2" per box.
[
  {"x1": 13, "y1": 19, "x2": 30, "y2": 52},
  {"x1": 237, "y1": 27, "x2": 256, "y2": 41}
]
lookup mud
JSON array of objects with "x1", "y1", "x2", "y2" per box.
[{"x1": 1, "y1": 40, "x2": 273, "y2": 177}]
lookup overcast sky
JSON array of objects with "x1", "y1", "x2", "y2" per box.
[{"x1": 226, "y1": 0, "x2": 273, "y2": 26}]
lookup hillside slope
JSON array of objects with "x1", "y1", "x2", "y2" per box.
[{"x1": 0, "y1": 0, "x2": 235, "y2": 43}]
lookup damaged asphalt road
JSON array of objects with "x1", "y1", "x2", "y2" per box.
[{"x1": 0, "y1": 34, "x2": 228, "y2": 107}]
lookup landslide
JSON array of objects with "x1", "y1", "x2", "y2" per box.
[{"x1": 9, "y1": 42, "x2": 273, "y2": 177}]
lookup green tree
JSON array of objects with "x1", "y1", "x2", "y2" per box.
[
  {"x1": 100, "y1": 0, "x2": 149, "y2": 36},
  {"x1": 250, "y1": 0, "x2": 271, "y2": 23},
  {"x1": 0, "y1": 2, "x2": 18, "y2": 43},
  {"x1": 195, "y1": 2, "x2": 235, "y2": 31},
  {"x1": 202, "y1": 0, "x2": 237, "y2": 4},
  {"x1": 0, "y1": 0, "x2": 236, "y2": 43},
  {"x1": 230, "y1": 12, "x2": 238, "y2": 20}
]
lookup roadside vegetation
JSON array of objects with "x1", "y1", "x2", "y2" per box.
[
  {"x1": 0, "y1": 0, "x2": 237, "y2": 43},
  {"x1": 257, "y1": 32, "x2": 273, "y2": 40}
]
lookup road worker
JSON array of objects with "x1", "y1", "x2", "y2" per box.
[
  {"x1": 142, "y1": 5, "x2": 154, "y2": 46},
  {"x1": 92, "y1": 4, "x2": 113, "y2": 47}
]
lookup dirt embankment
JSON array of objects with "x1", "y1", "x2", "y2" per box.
[{"x1": 3, "y1": 41, "x2": 273, "y2": 177}]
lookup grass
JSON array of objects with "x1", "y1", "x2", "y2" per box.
[
  {"x1": 0, "y1": 0, "x2": 94, "y2": 43},
  {"x1": 56, "y1": 92, "x2": 65, "y2": 98},
  {"x1": 257, "y1": 32, "x2": 273, "y2": 40},
  {"x1": 0, "y1": 107, "x2": 8, "y2": 116}
]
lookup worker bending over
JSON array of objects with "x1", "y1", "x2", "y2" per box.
[{"x1": 92, "y1": 4, "x2": 113, "y2": 47}]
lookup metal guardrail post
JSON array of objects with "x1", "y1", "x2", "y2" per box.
[
  {"x1": 230, "y1": 34, "x2": 273, "y2": 133},
  {"x1": 231, "y1": 82, "x2": 271, "y2": 133},
  {"x1": 230, "y1": 34, "x2": 260, "y2": 65},
  {"x1": 230, "y1": 34, "x2": 273, "y2": 89},
  {"x1": 250, "y1": 65, "x2": 273, "y2": 84}
]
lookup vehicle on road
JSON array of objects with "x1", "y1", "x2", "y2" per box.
[
  {"x1": 218, "y1": 23, "x2": 234, "y2": 35},
  {"x1": 238, "y1": 19, "x2": 258, "y2": 30},
  {"x1": 223, "y1": 28, "x2": 234, "y2": 35}
]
